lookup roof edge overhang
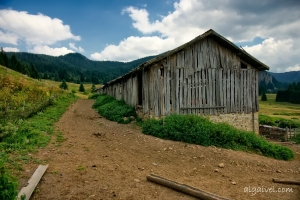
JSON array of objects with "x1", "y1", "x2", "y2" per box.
[{"x1": 103, "y1": 29, "x2": 269, "y2": 87}]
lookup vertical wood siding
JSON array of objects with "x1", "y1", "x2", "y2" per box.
[{"x1": 99, "y1": 37, "x2": 259, "y2": 117}]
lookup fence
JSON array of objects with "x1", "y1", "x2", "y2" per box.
[{"x1": 286, "y1": 127, "x2": 300, "y2": 140}]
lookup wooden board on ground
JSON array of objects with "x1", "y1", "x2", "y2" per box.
[{"x1": 18, "y1": 164, "x2": 49, "y2": 200}]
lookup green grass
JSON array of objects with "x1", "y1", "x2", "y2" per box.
[
  {"x1": 259, "y1": 114, "x2": 300, "y2": 128},
  {"x1": 0, "y1": 93, "x2": 78, "y2": 199},
  {"x1": 142, "y1": 114, "x2": 294, "y2": 160},
  {"x1": 92, "y1": 94, "x2": 139, "y2": 124},
  {"x1": 259, "y1": 94, "x2": 300, "y2": 121},
  {"x1": 42, "y1": 79, "x2": 101, "y2": 99}
]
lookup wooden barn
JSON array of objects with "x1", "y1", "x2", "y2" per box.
[{"x1": 98, "y1": 29, "x2": 269, "y2": 133}]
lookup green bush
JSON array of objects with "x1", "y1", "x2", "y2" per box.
[
  {"x1": 261, "y1": 93, "x2": 267, "y2": 101},
  {"x1": 259, "y1": 114, "x2": 300, "y2": 128},
  {"x1": 142, "y1": 114, "x2": 294, "y2": 160},
  {"x1": 59, "y1": 80, "x2": 68, "y2": 90},
  {"x1": 0, "y1": 123, "x2": 17, "y2": 141},
  {"x1": 78, "y1": 83, "x2": 85, "y2": 92},
  {"x1": 291, "y1": 134, "x2": 300, "y2": 144},
  {"x1": 0, "y1": 167, "x2": 18, "y2": 200},
  {"x1": 92, "y1": 94, "x2": 138, "y2": 124}
]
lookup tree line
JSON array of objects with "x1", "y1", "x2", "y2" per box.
[
  {"x1": 0, "y1": 51, "x2": 40, "y2": 79},
  {"x1": 6, "y1": 52, "x2": 155, "y2": 84},
  {"x1": 276, "y1": 82, "x2": 300, "y2": 104}
]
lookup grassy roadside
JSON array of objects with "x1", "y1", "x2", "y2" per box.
[
  {"x1": 92, "y1": 94, "x2": 294, "y2": 161},
  {"x1": 0, "y1": 93, "x2": 78, "y2": 199},
  {"x1": 41, "y1": 79, "x2": 101, "y2": 99}
]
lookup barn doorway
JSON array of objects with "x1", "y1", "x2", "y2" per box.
[{"x1": 137, "y1": 71, "x2": 143, "y2": 105}]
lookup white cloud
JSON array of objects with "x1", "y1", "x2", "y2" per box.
[
  {"x1": 92, "y1": 0, "x2": 300, "y2": 72},
  {"x1": 0, "y1": 9, "x2": 80, "y2": 46},
  {"x1": 3, "y1": 47, "x2": 19, "y2": 52},
  {"x1": 69, "y1": 42, "x2": 84, "y2": 53},
  {"x1": 91, "y1": 36, "x2": 175, "y2": 61},
  {"x1": 0, "y1": 30, "x2": 18, "y2": 45},
  {"x1": 244, "y1": 38, "x2": 300, "y2": 72},
  {"x1": 285, "y1": 65, "x2": 300, "y2": 72},
  {"x1": 28, "y1": 45, "x2": 74, "y2": 56}
]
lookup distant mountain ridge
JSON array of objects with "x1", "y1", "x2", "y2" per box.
[
  {"x1": 268, "y1": 71, "x2": 300, "y2": 83},
  {"x1": 6, "y1": 52, "x2": 156, "y2": 84}
]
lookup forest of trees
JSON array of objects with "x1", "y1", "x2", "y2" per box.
[
  {"x1": 276, "y1": 82, "x2": 300, "y2": 104},
  {"x1": 6, "y1": 52, "x2": 155, "y2": 84},
  {"x1": 0, "y1": 51, "x2": 40, "y2": 79}
]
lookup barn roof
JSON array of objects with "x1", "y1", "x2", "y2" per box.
[{"x1": 105, "y1": 29, "x2": 269, "y2": 86}]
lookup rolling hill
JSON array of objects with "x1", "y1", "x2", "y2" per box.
[{"x1": 6, "y1": 52, "x2": 156, "y2": 84}]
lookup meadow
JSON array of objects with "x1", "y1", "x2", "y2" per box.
[
  {"x1": 259, "y1": 93, "x2": 300, "y2": 121},
  {"x1": 41, "y1": 79, "x2": 101, "y2": 99}
]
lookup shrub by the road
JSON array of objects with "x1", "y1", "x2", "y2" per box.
[
  {"x1": 142, "y1": 114, "x2": 294, "y2": 160},
  {"x1": 92, "y1": 94, "x2": 138, "y2": 124}
]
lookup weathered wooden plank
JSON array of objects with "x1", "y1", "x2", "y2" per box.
[
  {"x1": 226, "y1": 69, "x2": 230, "y2": 113},
  {"x1": 187, "y1": 76, "x2": 191, "y2": 114},
  {"x1": 251, "y1": 69, "x2": 255, "y2": 113},
  {"x1": 230, "y1": 70, "x2": 234, "y2": 113},
  {"x1": 198, "y1": 71, "x2": 203, "y2": 115},
  {"x1": 18, "y1": 164, "x2": 49, "y2": 200},
  {"x1": 164, "y1": 65, "x2": 167, "y2": 115},
  {"x1": 255, "y1": 70, "x2": 259, "y2": 112},
  {"x1": 234, "y1": 70, "x2": 240, "y2": 113},
  {"x1": 195, "y1": 71, "x2": 199, "y2": 115},
  {"x1": 202, "y1": 69, "x2": 208, "y2": 115},
  {"x1": 248, "y1": 69, "x2": 252, "y2": 113},
  {"x1": 243, "y1": 70, "x2": 247, "y2": 113},
  {"x1": 176, "y1": 68, "x2": 180, "y2": 114},
  {"x1": 219, "y1": 69, "x2": 224, "y2": 114},
  {"x1": 215, "y1": 68, "x2": 220, "y2": 114},
  {"x1": 171, "y1": 55, "x2": 177, "y2": 114},
  {"x1": 166, "y1": 69, "x2": 170, "y2": 115},
  {"x1": 211, "y1": 68, "x2": 216, "y2": 115},
  {"x1": 240, "y1": 70, "x2": 244, "y2": 113},
  {"x1": 192, "y1": 73, "x2": 196, "y2": 114},
  {"x1": 207, "y1": 68, "x2": 213, "y2": 115}
]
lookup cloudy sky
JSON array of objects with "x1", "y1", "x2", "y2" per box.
[{"x1": 0, "y1": 0, "x2": 299, "y2": 72}]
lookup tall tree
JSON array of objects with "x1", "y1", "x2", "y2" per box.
[
  {"x1": 79, "y1": 83, "x2": 85, "y2": 92},
  {"x1": 59, "y1": 80, "x2": 68, "y2": 90}
]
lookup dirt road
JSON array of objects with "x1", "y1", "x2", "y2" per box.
[{"x1": 20, "y1": 99, "x2": 299, "y2": 199}]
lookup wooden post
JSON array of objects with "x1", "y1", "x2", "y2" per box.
[
  {"x1": 273, "y1": 178, "x2": 300, "y2": 185},
  {"x1": 147, "y1": 174, "x2": 232, "y2": 200}
]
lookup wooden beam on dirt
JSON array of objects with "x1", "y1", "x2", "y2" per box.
[
  {"x1": 18, "y1": 164, "x2": 49, "y2": 200},
  {"x1": 273, "y1": 178, "x2": 300, "y2": 185},
  {"x1": 146, "y1": 174, "x2": 232, "y2": 200}
]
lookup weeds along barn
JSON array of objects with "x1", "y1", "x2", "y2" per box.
[{"x1": 98, "y1": 29, "x2": 269, "y2": 133}]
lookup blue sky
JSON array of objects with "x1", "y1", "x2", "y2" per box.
[{"x1": 0, "y1": 0, "x2": 300, "y2": 73}]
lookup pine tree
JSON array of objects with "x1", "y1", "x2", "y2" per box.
[
  {"x1": 79, "y1": 83, "x2": 85, "y2": 92},
  {"x1": 91, "y1": 84, "x2": 96, "y2": 93},
  {"x1": 59, "y1": 80, "x2": 68, "y2": 90},
  {"x1": 261, "y1": 93, "x2": 267, "y2": 101}
]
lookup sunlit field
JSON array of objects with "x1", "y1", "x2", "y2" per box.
[{"x1": 259, "y1": 94, "x2": 300, "y2": 121}]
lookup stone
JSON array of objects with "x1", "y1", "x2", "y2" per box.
[
  {"x1": 218, "y1": 163, "x2": 225, "y2": 168},
  {"x1": 214, "y1": 169, "x2": 219, "y2": 172},
  {"x1": 134, "y1": 179, "x2": 140, "y2": 183},
  {"x1": 276, "y1": 170, "x2": 282, "y2": 173},
  {"x1": 231, "y1": 181, "x2": 236, "y2": 185}
]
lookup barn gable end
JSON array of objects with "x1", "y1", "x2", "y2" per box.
[{"x1": 98, "y1": 29, "x2": 269, "y2": 133}]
